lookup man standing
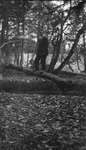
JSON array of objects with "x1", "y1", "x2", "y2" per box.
[{"x1": 34, "y1": 35, "x2": 48, "y2": 70}]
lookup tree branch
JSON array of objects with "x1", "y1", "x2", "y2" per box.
[
  {"x1": 54, "y1": 24, "x2": 86, "y2": 73},
  {"x1": 0, "y1": 38, "x2": 22, "y2": 50}
]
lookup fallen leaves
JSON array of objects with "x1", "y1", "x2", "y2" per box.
[{"x1": 0, "y1": 93, "x2": 85, "y2": 149}]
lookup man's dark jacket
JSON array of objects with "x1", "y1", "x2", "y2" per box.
[{"x1": 37, "y1": 37, "x2": 48, "y2": 56}]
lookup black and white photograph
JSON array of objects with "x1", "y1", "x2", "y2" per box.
[{"x1": 0, "y1": 0, "x2": 86, "y2": 149}]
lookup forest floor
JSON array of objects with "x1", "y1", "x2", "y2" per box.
[
  {"x1": 0, "y1": 68, "x2": 86, "y2": 149},
  {"x1": 0, "y1": 93, "x2": 86, "y2": 150}
]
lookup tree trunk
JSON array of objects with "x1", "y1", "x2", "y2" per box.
[
  {"x1": 20, "y1": 4, "x2": 25, "y2": 67},
  {"x1": 20, "y1": 39, "x2": 24, "y2": 67},
  {"x1": 83, "y1": 32, "x2": 86, "y2": 72},
  {"x1": 48, "y1": 45, "x2": 60, "y2": 72},
  {"x1": 20, "y1": 21, "x2": 24, "y2": 67},
  {"x1": 54, "y1": 25, "x2": 85, "y2": 73},
  {"x1": 4, "y1": 16, "x2": 9, "y2": 65},
  {"x1": 1, "y1": 19, "x2": 5, "y2": 45},
  {"x1": 0, "y1": 19, "x2": 5, "y2": 63},
  {"x1": 84, "y1": 53, "x2": 86, "y2": 72},
  {"x1": 0, "y1": 15, "x2": 8, "y2": 77},
  {"x1": 15, "y1": 18, "x2": 20, "y2": 66},
  {"x1": 48, "y1": 24, "x2": 63, "y2": 72}
]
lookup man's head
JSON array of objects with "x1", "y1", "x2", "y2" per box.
[
  {"x1": 38, "y1": 35, "x2": 42, "y2": 40},
  {"x1": 43, "y1": 33, "x2": 47, "y2": 38}
]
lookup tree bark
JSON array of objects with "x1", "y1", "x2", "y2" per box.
[
  {"x1": 0, "y1": 15, "x2": 8, "y2": 75},
  {"x1": 15, "y1": 18, "x2": 20, "y2": 66},
  {"x1": 48, "y1": 44, "x2": 61, "y2": 72},
  {"x1": 48, "y1": 24, "x2": 63, "y2": 72},
  {"x1": 83, "y1": 32, "x2": 86, "y2": 72},
  {"x1": 20, "y1": 2, "x2": 25, "y2": 67}
]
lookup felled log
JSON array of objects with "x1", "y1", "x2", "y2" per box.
[
  {"x1": 0, "y1": 79, "x2": 60, "y2": 94},
  {"x1": 3, "y1": 64, "x2": 86, "y2": 95}
]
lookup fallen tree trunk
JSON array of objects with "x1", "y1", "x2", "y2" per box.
[
  {"x1": 3, "y1": 64, "x2": 86, "y2": 95},
  {"x1": 4, "y1": 64, "x2": 77, "y2": 85},
  {"x1": 0, "y1": 79, "x2": 59, "y2": 94}
]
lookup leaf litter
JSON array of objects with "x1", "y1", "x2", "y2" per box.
[{"x1": 0, "y1": 93, "x2": 85, "y2": 149}]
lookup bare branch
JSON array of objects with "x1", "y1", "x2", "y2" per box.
[
  {"x1": 0, "y1": 38, "x2": 22, "y2": 50},
  {"x1": 54, "y1": 23, "x2": 86, "y2": 73}
]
